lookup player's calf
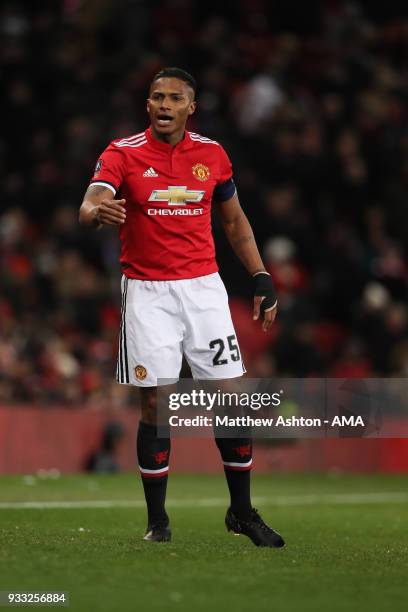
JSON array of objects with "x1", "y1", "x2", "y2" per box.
[
  {"x1": 137, "y1": 419, "x2": 171, "y2": 541},
  {"x1": 214, "y1": 433, "x2": 253, "y2": 520}
]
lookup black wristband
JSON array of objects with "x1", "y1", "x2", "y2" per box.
[{"x1": 253, "y1": 272, "x2": 277, "y2": 313}]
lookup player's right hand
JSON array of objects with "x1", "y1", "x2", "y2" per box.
[{"x1": 95, "y1": 199, "x2": 126, "y2": 225}]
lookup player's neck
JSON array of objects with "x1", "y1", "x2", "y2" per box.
[{"x1": 150, "y1": 126, "x2": 186, "y2": 147}]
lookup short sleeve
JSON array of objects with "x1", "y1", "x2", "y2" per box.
[
  {"x1": 217, "y1": 145, "x2": 233, "y2": 185},
  {"x1": 89, "y1": 143, "x2": 126, "y2": 195}
]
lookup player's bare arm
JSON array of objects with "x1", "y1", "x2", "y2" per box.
[
  {"x1": 216, "y1": 192, "x2": 277, "y2": 332},
  {"x1": 79, "y1": 184, "x2": 126, "y2": 227}
]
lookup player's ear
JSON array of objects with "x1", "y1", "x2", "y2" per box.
[
  {"x1": 146, "y1": 98, "x2": 151, "y2": 113},
  {"x1": 188, "y1": 100, "x2": 196, "y2": 116}
]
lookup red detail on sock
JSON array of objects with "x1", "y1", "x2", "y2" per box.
[
  {"x1": 227, "y1": 463, "x2": 253, "y2": 471},
  {"x1": 140, "y1": 469, "x2": 169, "y2": 478},
  {"x1": 153, "y1": 450, "x2": 169, "y2": 465},
  {"x1": 234, "y1": 444, "x2": 252, "y2": 458}
]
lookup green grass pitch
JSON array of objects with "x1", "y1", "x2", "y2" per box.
[{"x1": 1, "y1": 473, "x2": 407, "y2": 611}]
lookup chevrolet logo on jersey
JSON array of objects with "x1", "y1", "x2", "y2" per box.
[{"x1": 148, "y1": 186, "x2": 205, "y2": 205}]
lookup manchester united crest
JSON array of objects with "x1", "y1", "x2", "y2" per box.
[
  {"x1": 192, "y1": 163, "x2": 210, "y2": 182},
  {"x1": 135, "y1": 365, "x2": 147, "y2": 380}
]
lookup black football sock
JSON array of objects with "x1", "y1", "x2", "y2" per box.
[
  {"x1": 137, "y1": 421, "x2": 170, "y2": 526},
  {"x1": 215, "y1": 436, "x2": 253, "y2": 521}
]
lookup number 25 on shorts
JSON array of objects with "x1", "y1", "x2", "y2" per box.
[{"x1": 209, "y1": 334, "x2": 240, "y2": 365}]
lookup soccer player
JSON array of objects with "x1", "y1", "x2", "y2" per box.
[{"x1": 79, "y1": 67, "x2": 284, "y2": 548}]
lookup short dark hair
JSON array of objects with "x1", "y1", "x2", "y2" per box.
[{"x1": 150, "y1": 67, "x2": 197, "y2": 96}]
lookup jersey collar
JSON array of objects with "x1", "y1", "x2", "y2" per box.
[{"x1": 145, "y1": 127, "x2": 194, "y2": 151}]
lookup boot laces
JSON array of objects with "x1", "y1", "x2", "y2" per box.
[{"x1": 251, "y1": 508, "x2": 270, "y2": 531}]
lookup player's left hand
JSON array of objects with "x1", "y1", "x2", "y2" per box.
[{"x1": 252, "y1": 272, "x2": 278, "y2": 332}]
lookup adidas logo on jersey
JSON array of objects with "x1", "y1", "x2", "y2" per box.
[{"x1": 143, "y1": 167, "x2": 159, "y2": 177}]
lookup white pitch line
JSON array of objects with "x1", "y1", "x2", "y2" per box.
[{"x1": 0, "y1": 492, "x2": 407, "y2": 510}]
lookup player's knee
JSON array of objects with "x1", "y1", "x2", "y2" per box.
[{"x1": 139, "y1": 388, "x2": 158, "y2": 424}]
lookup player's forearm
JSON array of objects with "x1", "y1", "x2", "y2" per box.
[
  {"x1": 79, "y1": 200, "x2": 99, "y2": 226},
  {"x1": 222, "y1": 214, "x2": 266, "y2": 276},
  {"x1": 79, "y1": 185, "x2": 124, "y2": 227}
]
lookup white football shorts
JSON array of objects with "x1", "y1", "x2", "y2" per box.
[{"x1": 116, "y1": 272, "x2": 245, "y2": 387}]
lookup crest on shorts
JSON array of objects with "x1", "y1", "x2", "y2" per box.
[
  {"x1": 135, "y1": 365, "x2": 147, "y2": 381},
  {"x1": 192, "y1": 163, "x2": 210, "y2": 182},
  {"x1": 94, "y1": 158, "x2": 103, "y2": 174}
]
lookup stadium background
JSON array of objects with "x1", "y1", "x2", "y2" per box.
[{"x1": 1, "y1": 0, "x2": 407, "y2": 473}]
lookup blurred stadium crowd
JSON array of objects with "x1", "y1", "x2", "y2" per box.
[{"x1": 1, "y1": 0, "x2": 407, "y2": 405}]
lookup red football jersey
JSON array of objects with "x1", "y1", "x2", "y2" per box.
[{"x1": 90, "y1": 127, "x2": 235, "y2": 280}]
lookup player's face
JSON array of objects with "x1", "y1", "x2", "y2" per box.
[{"x1": 147, "y1": 78, "x2": 196, "y2": 141}]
